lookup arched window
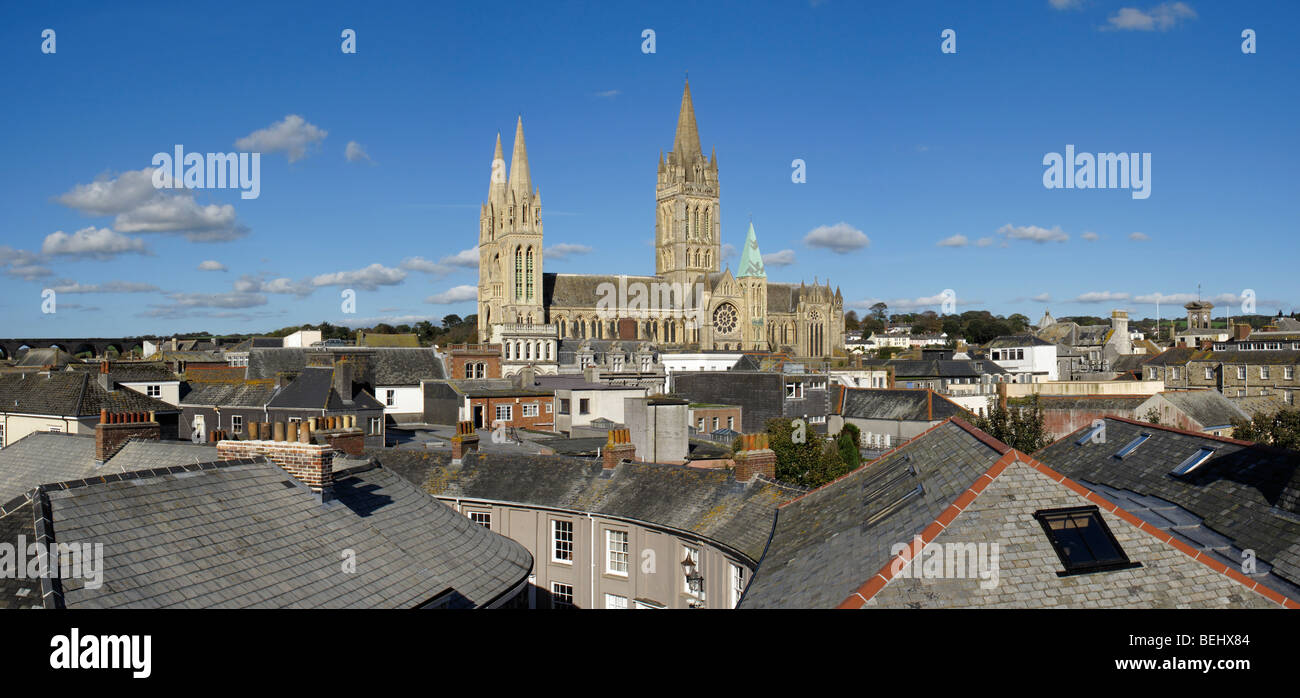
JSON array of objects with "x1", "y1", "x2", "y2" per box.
[
  {"x1": 693, "y1": 208, "x2": 700, "y2": 240},
  {"x1": 525, "y1": 247, "x2": 534, "y2": 301},
  {"x1": 685, "y1": 207, "x2": 690, "y2": 237},
  {"x1": 703, "y1": 208, "x2": 710, "y2": 241},
  {"x1": 514, "y1": 248, "x2": 523, "y2": 301}
]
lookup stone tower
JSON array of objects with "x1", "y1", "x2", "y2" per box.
[
  {"x1": 737, "y1": 221, "x2": 768, "y2": 350},
  {"x1": 656, "y1": 79, "x2": 720, "y2": 290},
  {"x1": 479, "y1": 117, "x2": 544, "y2": 338}
]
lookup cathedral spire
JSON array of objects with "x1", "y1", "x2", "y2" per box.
[
  {"x1": 673, "y1": 79, "x2": 702, "y2": 163},
  {"x1": 738, "y1": 221, "x2": 767, "y2": 279},
  {"x1": 489, "y1": 132, "x2": 506, "y2": 203},
  {"x1": 507, "y1": 116, "x2": 531, "y2": 196}
]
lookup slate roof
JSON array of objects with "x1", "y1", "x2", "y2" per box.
[
  {"x1": 0, "y1": 497, "x2": 37, "y2": 608},
  {"x1": 14, "y1": 348, "x2": 77, "y2": 368},
  {"x1": 179, "y1": 381, "x2": 279, "y2": 407},
  {"x1": 0, "y1": 372, "x2": 177, "y2": 417},
  {"x1": 871, "y1": 358, "x2": 1008, "y2": 379},
  {"x1": 1148, "y1": 347, "x2": 1300, "y2": 366},
  {"x1": 740, "y1": 420, "x2": 1006, "y2": 608},
  {"x1": 1037, "y1": 321, "x2": 1112, "y2": 347},
  {"x1": 1231, "y1": 394, "x2": 1288, "y2": 418},
  {"x1": 11, "y1": 457, "x2": 531, "y2": 608},
  {"x1": 765, "y1": 283, "x2": 803, "y2": 313},
  {"x1": 1035, "y1": 417, "x2": 1300, "y2": 600},
  {"x1": 543, "y1": 273, "x2": 657, "y2": 307},
  {"x1": 838, "y1": 388, "x2": 967, "y2": 422},
  {"x1": 67, "y1": 362, "x2": 178, "y2": 382},
  {"x1": 985, "y1": 334, "x2": 1055, "y2": 349},
  {"x1": 1028, "y1": 395, "x2": 1151, "y2": 411},
  {"x1": 245, "y1": 347, "x2": 444, "y2": 386},
  {"x1": 266, "y1": 366, "x2": 384, "y2": 411},
  {"x1": 0, "y1": 432, "x2": 215, "y2": 503},
  {"x1": 1159, "y1": 390, "x2": 1249, "y2": 429},
  {"x1": 370, "y1": 449, "x2": 804, "y2": 562},
  {"x1": 371, "y1": 348, "x2": 445, "y2": 385}
]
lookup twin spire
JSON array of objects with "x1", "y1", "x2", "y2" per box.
[{"x1": 489, "y1": 116, "x2": 533, "y2": 202}]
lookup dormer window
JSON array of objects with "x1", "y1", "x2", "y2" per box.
[{"x1": 1034, "y1": 506, "x2": 1139, "y2": 576}]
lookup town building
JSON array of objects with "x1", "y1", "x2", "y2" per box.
[{"x1": 673, "y1": 368, "x2": 832, "y2": 434}]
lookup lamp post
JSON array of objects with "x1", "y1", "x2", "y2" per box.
[{"x1": 681, "y1": 552, "x2": 704, "y2": 608}]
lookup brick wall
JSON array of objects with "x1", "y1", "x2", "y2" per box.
[
  {"x1": 216, "y1": 439, "x2": 334, "y2": 494},
  {"x1": 95, "y1": 411, "x2": 161, "y2": 462},
  {"x1": 471, "y1": 396, "x2": 553, "y2": 429}
]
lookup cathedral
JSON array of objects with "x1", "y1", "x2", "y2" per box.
[{"x1": 476, "y1": 80, "x2": 844, "y2": 358}]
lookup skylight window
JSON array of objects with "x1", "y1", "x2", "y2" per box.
[
  {"x1": 1033, "y1": 506, "x2": 1140, "y2": 576},
  {"x1": 1114, "y1": 433, "x2": 1150, "y2": 459},
  {"x1": 1171, "y1": 447, "x2": 1216, "y2": 476},
  {"x1": 1076, "y1": 423, "x2": 1105, "y2": 446}
]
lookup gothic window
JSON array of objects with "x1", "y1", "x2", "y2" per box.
[
  {"x1": 713, "y1": 303, "x2": 739, "y2": 335},
  {"x1": 703, "y1": 208, "x2": 710, "y2": 241},
  {"x1": 514, "y1": 248, "x2": 523, "y2": 301},
  {"x1": 684, "y1": 207, "x2": 690, "y2": 237},
  {"x1": 559, "y1": 318, "x2": 567, "y2": 337},
  {"x1": 692, "y1": 208, "x2": 700, "y2": 240},
  {"x1": 526, "y1": 247, "x2": 534, "y2": 301}
]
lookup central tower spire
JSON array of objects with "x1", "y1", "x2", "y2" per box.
[
  {"x1": 673, "y1": 79, "x2": 702, "y2": 164},
  {"x1": 507, "y1": 116, "x2": 531, "y2": 195}
]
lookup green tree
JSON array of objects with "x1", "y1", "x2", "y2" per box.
[
  {"x1": 759, "y1": 418, "x2": 853, "y2": 488},
  {"x1": 1231, "y1": 409, "x2": 1300, "y2": 452},
  {"x1": 870, "y1": 302, "x2": 889, "y2": 323},
  {"x1": 971, "y1": 396, "x2": 1050, "y2": 452}
]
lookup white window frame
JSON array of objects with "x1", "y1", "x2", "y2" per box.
[
  {"x1": 1287, "y1": 366, "x2": 1296, "y2": 380},
  {"x1": 522, "y1": 403, "x2": 539, "y2": 418},
  {"x1": 606, "y1": 529, "x2": 630, "y2": 576},
  {"x1": 468, "y1": 510, "x2": 491, "y2": 529},
  {"x1": 552, "y1": 519, "x2": 574, "y2": 563},
  {"x1": 551, "y1": 582, "x2": 574, "y2": 608},
  {"x1": 385, "y1": 389, "x2": 395, "y2": 407},
  {"x1": 231, "y1": 414, "x2": 243, "y2": 434},
  {"x1": 1238, "y1": 366, "x2": 1247, "y2": 380},
  {"x1": 1205, "y1": 367, "x2": 1214, "y2": 380},
  {"x1": 369, "y1": 417, "x2": 382, "y2": 435},
  {"x1": 1261, "y1": 366, "x2": 1271, "y2": 379},
  {"x1": 604, "y1": 593, "x2": 628, "y2": 609},
  {"x1": 730, "y1": 563, "x2": 746, "y2": 608},
  {"x1": 495, "y1": 404, "x2": 513, "y2": 422},
  {"x1": 146, "y1": 384, "x2": 161, "y2": 397}
]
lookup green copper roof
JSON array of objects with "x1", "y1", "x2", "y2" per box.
[{"x1": 738, "y1": 222, "x2": 766, "y2": 279}]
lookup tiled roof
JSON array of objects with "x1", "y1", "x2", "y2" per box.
[
  {"x1": 0, "y1": 371, "x2": 176, "y2": 417},
  {"x1": 15, "y1": 458, "x2": 531, "y2": 608},
  {"x1": 245, "y1": 347, "x2": 444, "y2": 385},
  {"x1": 266, "y1": 366, "x2": 383, "y2": 411},
  {"x1": 740, "y1": 420, "x2": 1005, "y2": 608},
  {"x1": 370, "y1": 449, "x2": 804, "y2": 562},
  {"x1": 0, "y1": 432, "x2": 215, "y2": 503},
  {"x1": 371, "y1": 348, "x2": 445, "y2": 384},
  {"x1": 985, "y1": 334, "x2": 1055, "y2": 348},
  {"x1": 179, "y1": 381, "x2": 278, "y2": 407},
  {"x1": 742, "y1": 418, "x2": 1293, "y2": 609},
  {"x1": 838, "y1": 388, "x2": 967, "y2": 422},
  {"x1": 543, "y1": 273, "x2": 657, "y2": 307},
  {"x1": 1035, "y1": 417, "x2": 1300, "y2": 602},
  {"x1": 67, "y1": 362, "x2": 178, "y2": 382},
  {"x1": 1159, "y1": 390, "x2": 1248, "y2": 429}
]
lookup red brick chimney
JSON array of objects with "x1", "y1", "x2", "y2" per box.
[
  {"x1": 95, "y1": 409, "x2": 160, "y2": 464},
  {"x1": 217, "y1": 431, "x2": 335, "y2": 500},
  {"x1": 450, "y1": 420, "x2": 479, "y2": 463},
  {"x1": 1234, "y1": 323, "x2": 1251, "y2": 341},
  {"x1": 733, "y1": 433, "x2": 776, "y2": 482},
  {"x1": 603, "y1": 428, "x2": 636, "y2": 469}
]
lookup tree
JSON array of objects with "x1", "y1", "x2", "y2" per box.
[
  {"x1": 870, "y1": 302, "x2": 889, "y2": 323},
  {"x1": 837, "y1": 423, "x2": 862, "y2": 471},
  {"x1": 1008, "y1": 314, "x2": 1031, "y2": 332},
  {"x1": 1231, "y1": 409, "x2": 1300, "y2": 452},
  {"x1": 758, "y1": 418, "x2": 853, "y2": 488},
  {"x1": 970, "y1": 396, "x2": 1050, "y2": 452},
  {"x1": 844, "y1": 310, "x2": 861, "y2": 332},
  {"x1": 442, "y1": 314, "x2": 463, "y2": 330}
]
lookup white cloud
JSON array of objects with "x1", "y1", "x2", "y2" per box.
[
  {"x1": 593, "y1": 90, "x2": 621, "y2": 98},
  {"x1": 1072, "y1": 291, "x2": 1130, "y2": 303},
  {"x1": 975, "y1": 237, "x2": 994, "y2": 247},
  {"x1": 545, "y1": 243, "x2": 593, "y2": 260},
  {"x1": 49, "y1": 280, "x2": 160, "y2": 294},
  {"x1": 165, "y1": 291, "x2": 267, "y2": 309},
  {"x1": 197, "y1": 260, "x2": 227, "y2": 271},
  {"x1": 311, "y1": 263, "x2": 407, "y2": 290},
  {"x1": 401, "y1": 248, "x2": 480, "y2": 276},
  {"x1": 41, "y1": 227, "x2": 150, "y2": 260},
  {"x1": 1032, "y1": 293, "x2": 1052, "y2": 303},
  {"x1": 1081, "y1": 231, "x2": 1100, "y2": 241},
  {"x1": 234, "y1": 273, "x2": 314, "y2": 297},
  {"x1": 425, "y1": 285, "x2": 478, "y2": 304},
  {"x1": 721, "y1": 243, "x2": 738, "y2": 260},
  {"x1": 804, "y1": 222, "x2": 870, "y2": 253},
  {"x1": 1105, "y1": 3, "x2": 1196, "y2": 31},
  {"x1": 1050, "y1": 0, "x2": 1083, "y2": 8},
  {"x1": 235, "y1": 114, "x2": 327, "y2": 162},
  {"x1": 849, "y1": 293, "x2": 955, "y2": 312},
  {"x1": 1128, "y1": 232, "x2": 1150, "y2": 241},
  {"x1": 1133, "y1": 292, "x2": 1197, "y2": 304},
  {"x1": 763, "y1": 249, "x2": 797, "y2": 267},
  {"x1": 937, "y1": 234, "x2": 968, "y2": 248},
  {"x1": 345, "y1": 141, "x2": 373, "y2": 163},
  {"x1": 56, "y1": 168, "x2": 248, "y2": 242},
  {"x1": 0, "y1": 246, "x2": 52, "y2": 279},
  {"x1": 998, "y1": 223, "x2": 1068, "y2": 243}
]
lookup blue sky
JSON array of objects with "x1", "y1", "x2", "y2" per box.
[{"x1": 1, "y1": 0, "x2": 1296, "y2": 337}]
